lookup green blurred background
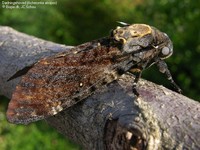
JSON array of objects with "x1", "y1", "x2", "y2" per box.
[{"x1": 0, "y1": 0, "x2": 200, "y2": 149}]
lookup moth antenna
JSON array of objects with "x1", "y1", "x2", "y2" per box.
[{"x1": 117, "y1": 21, "x2": 130, "y2": 26}]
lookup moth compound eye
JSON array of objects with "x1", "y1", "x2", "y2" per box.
[
  {"x1": 162, "y1": 46, "x2": 170, "y2": 56},
  {"x1": 161, "y1": 46, "x2": 173, "y2": 59}
]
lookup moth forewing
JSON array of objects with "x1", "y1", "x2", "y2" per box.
[{"x1": 6, "y1": 38, "x2": 131, "y2": 124}]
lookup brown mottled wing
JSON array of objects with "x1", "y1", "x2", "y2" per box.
[{"x1": 6, "y1": 38, "x2": 125, "y2": 124}]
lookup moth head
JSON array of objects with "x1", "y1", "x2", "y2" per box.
[{"x1": 158, "y1": 33, "x2": 173, "y2": 59}]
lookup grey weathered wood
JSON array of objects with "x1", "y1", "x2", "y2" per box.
[{"x1": 0, "y1": 26, "x2": 199, "y2": 150}]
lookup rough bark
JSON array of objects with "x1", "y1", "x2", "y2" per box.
[{"x1": 0, "y1": 26, "x2": 199, "y2": 150}]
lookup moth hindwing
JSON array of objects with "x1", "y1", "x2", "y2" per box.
[{"x1": 7, "y1": 24, "x2": 181, "y2": 124}]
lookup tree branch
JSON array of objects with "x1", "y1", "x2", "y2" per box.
[{"x1": 0, "y1": 26, "x2": 199, "y2": 150}]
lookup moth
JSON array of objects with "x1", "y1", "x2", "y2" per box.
[{"x1": 7, "y1": 23, "x2": 181, "y2": 124}]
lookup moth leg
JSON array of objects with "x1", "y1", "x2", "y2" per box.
[
  {"x1": 129, "y1": 68, "x2": 142, "y2": 96},
  {"x1": 156, "y1": 59, "x2": 182, "y2": 93}
]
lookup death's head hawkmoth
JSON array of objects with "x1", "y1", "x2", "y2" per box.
[{"x1": 7, "y1": 23, "x2": 181, "y2": 124}]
